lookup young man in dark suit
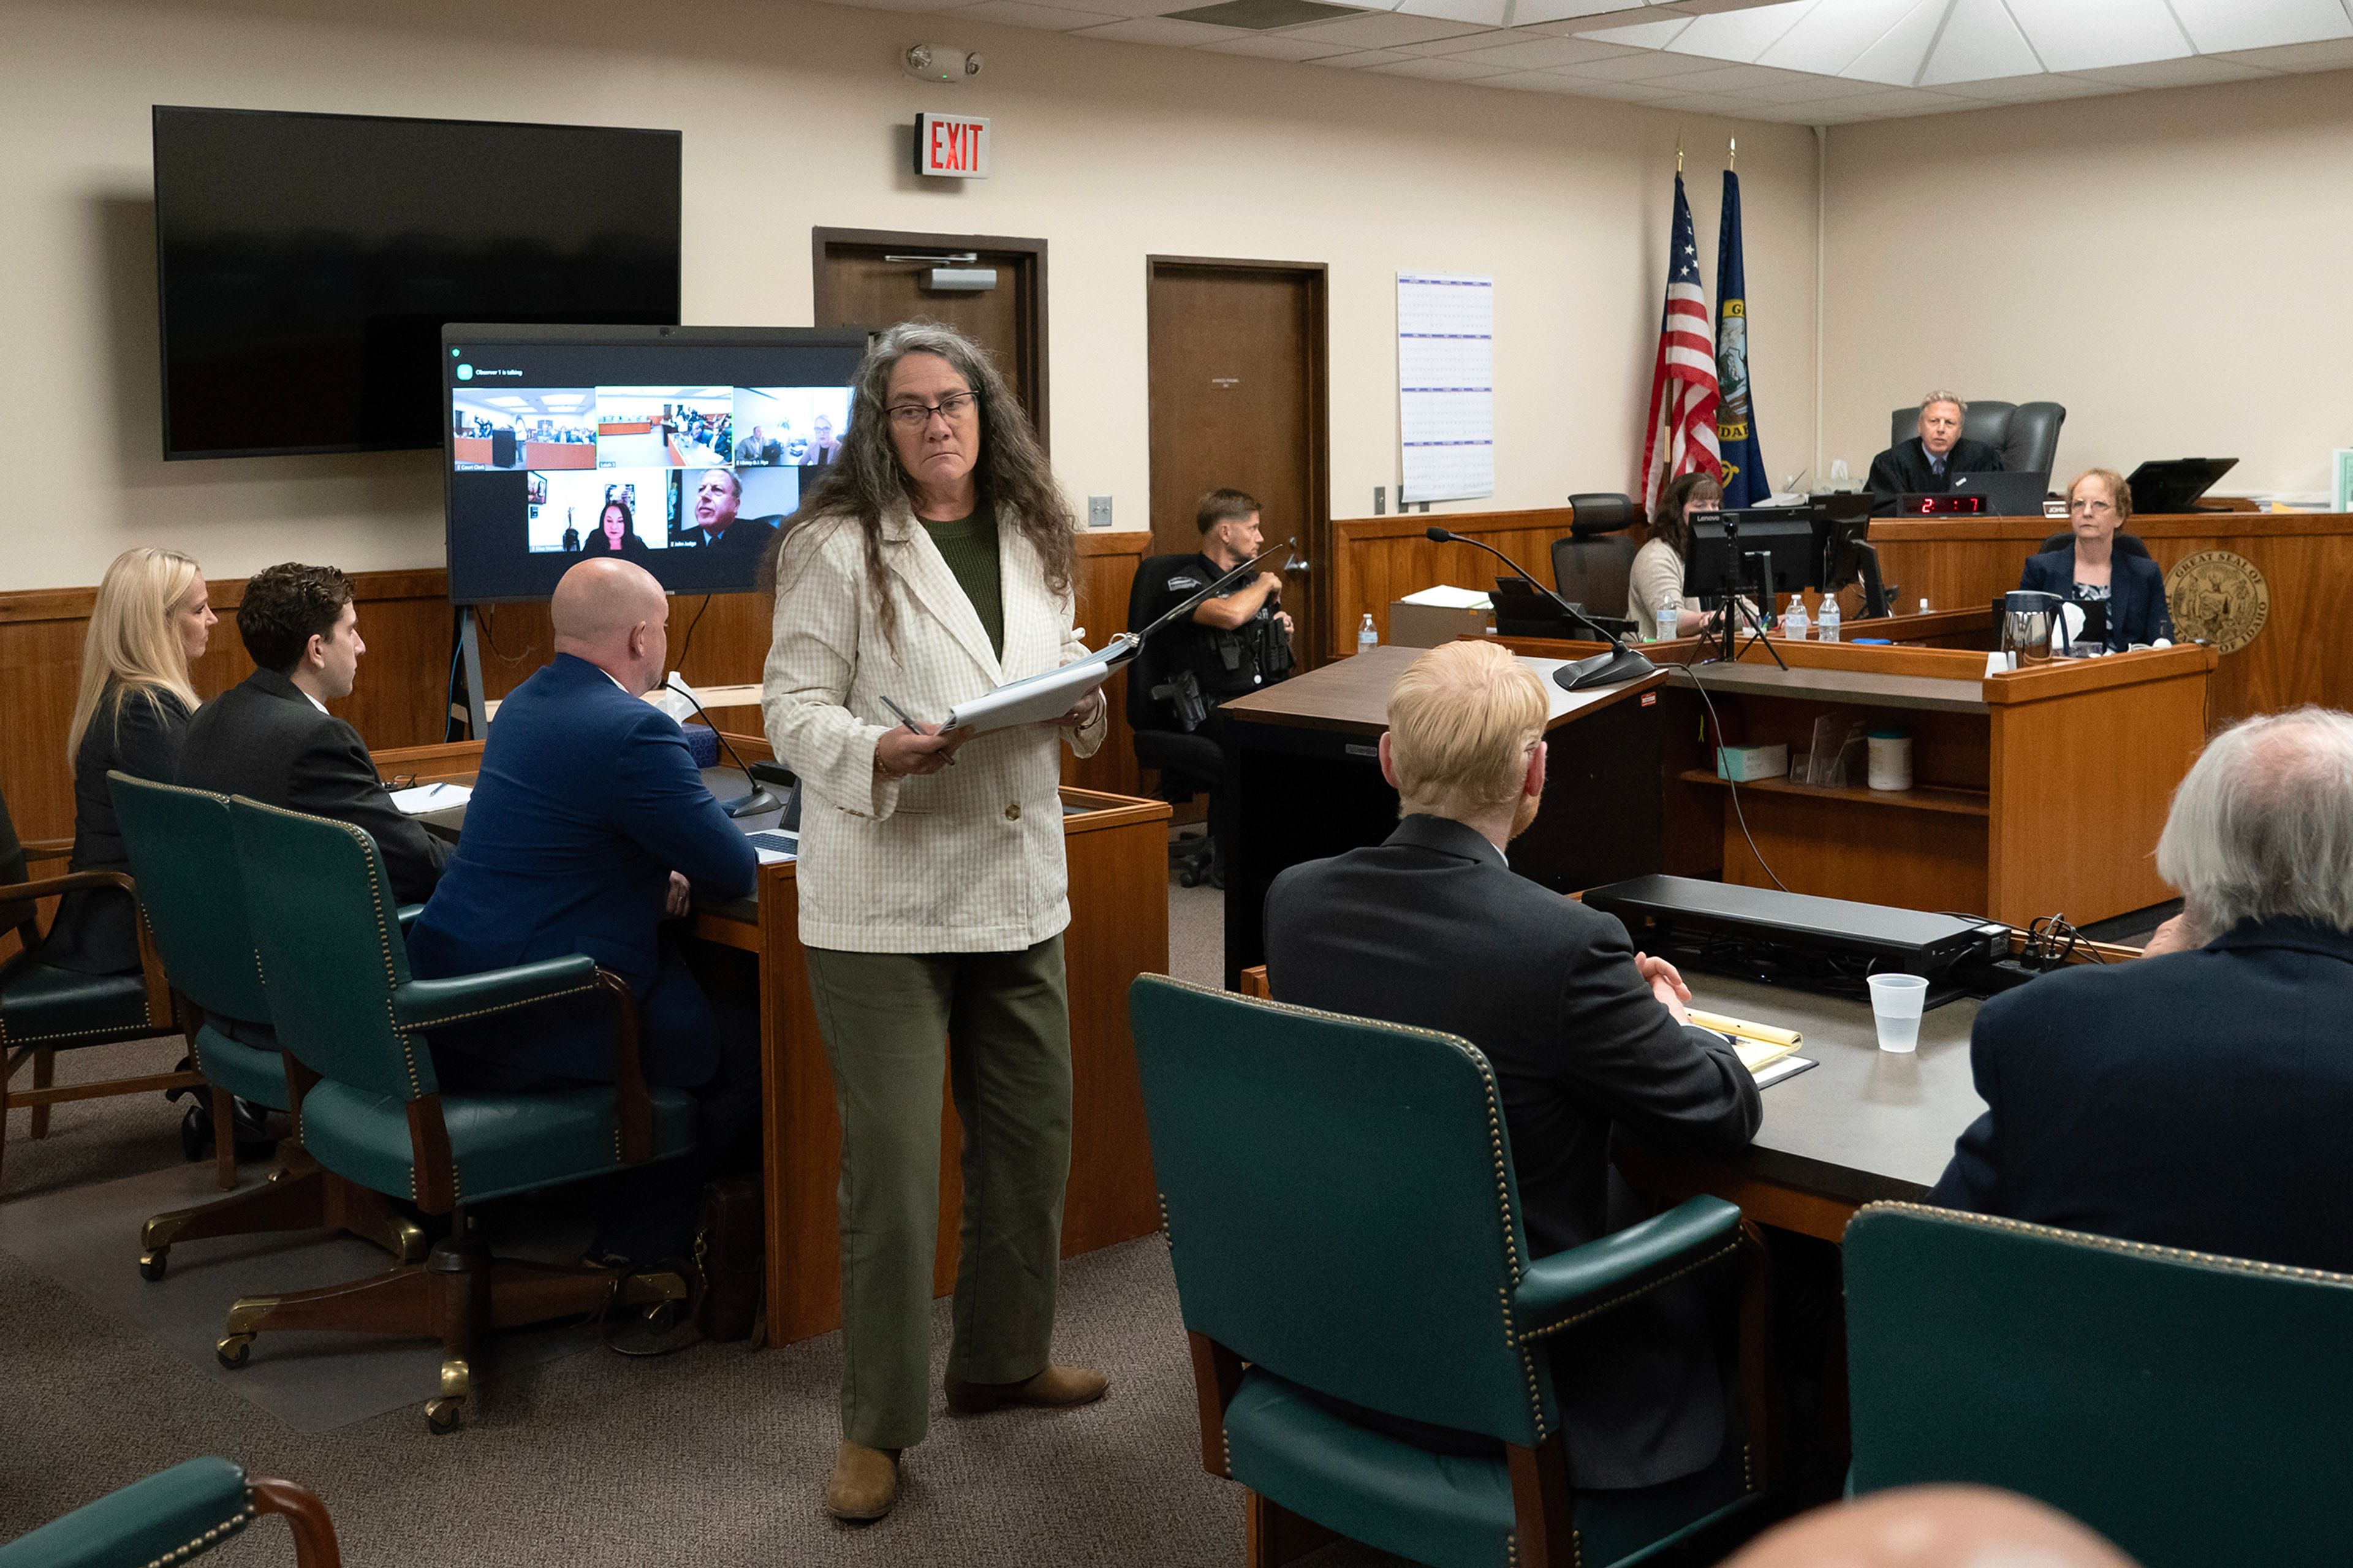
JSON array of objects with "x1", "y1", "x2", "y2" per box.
[
  {"x1": 407, "y1": 558, "x2": 758, "y2": 1266},
  {"x1": 1264, "y1": 639, "x2": 1761, "y2": 1493},
  {"x1": 178, "y1": 562, "x2": 449, "y2": 904},
  {"x1": 1927, "y1": 708, "x2": 2353, "y2": 1273},
  {"x1": 1866, "y1": 391, "x2": 2004, "y2": 512}
]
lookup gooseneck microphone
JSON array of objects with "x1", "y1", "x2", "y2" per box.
[
  {"x1": 664, "y1": 674, "x2": 782, "y2": 820},
  {"x1": 1422, "y1": 528, "x2": 1656, "y2": 692}
]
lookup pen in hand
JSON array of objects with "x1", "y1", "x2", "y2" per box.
[{"x1": 879, "y1": 695, "x2": 957, "y2": 767}]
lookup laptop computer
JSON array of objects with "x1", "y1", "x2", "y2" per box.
[
  {"x1": 2124, "y1": 458, "x2": 2238, "y2": 515},
  {"x1": 1949, "y1": 471, "x2": 2050, "y2": 517}
]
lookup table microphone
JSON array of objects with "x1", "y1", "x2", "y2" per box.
[
  {"x1": 1422, "y1": 528, "x2": 1656, "y2": 692},
  {"x1": 663, "y1": 675, "x2": 782, "y2": 820}
]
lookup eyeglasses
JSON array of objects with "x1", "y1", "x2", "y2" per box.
[{"x1": 884, "y1": 391, "x2": 979, "y2": 430}]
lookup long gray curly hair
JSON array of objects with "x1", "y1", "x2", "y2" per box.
[{"x1": 763, "y1": 320, "x2": 1072, "y2": 643}]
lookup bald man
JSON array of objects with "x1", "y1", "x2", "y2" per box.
[
  {"x1": 690, "y1": 468, "x2": 776, "y2": 552},
  {"x1": 1726, "y1": 1486, "x2": 2141, "y2": 1568},
  {"x1": 409, "y1": 559, "x2": 759, "y2": 1269}
]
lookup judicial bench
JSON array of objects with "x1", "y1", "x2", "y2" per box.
[{"x1": 370, "y1": 735, "x2": 1171, "y2": 1347}]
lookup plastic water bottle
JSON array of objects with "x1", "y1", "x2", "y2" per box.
[
  {"x1": 1816, "y1": 596, "x2": 1841, "y2": 642},
  {"x1": 1357, "y1": 613, "x2": 1378, "y2": 656},
  {"x1": 1780, "y1": 596, "x2": 1810, "y2": 641}
]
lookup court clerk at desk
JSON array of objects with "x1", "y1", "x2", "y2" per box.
[
  {"x1": 1866, "y1": 390, "x2": 2002, "y2": 513},
  {"x1": 2017, "y1": 468, "x2": 2174, "y2": 651},
  {"x1": 406, "y1": 558, "x2": 757, "y2": 1268}
]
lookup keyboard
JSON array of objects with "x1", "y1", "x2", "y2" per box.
[{"x1": 746, "y1": 830, "x2": 799, "y2": 858}]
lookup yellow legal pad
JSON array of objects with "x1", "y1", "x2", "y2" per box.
[{"x1": 1688, "y1": 1010, "x2": 1802, "y2": 1073}]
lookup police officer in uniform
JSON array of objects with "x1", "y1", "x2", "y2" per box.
[{"x1": 1130, "y1": 488, "x2": 1296, "y2": 883}]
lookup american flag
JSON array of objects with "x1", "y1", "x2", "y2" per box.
[{"x1": 1638, "y1": 173, "x2": 1722, "y2": 513}]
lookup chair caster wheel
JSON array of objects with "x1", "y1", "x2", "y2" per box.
[
  {"x1": 140, "y1": 1251, "x2": 169, "y2": 1282},
  {"x1": 179, "y1": 1106, "x2": 210, "y2": 1164},
  {"x1": 1178, "y1": 868, "x2": 1201, "y2": 888},
  {"x1": 426, "y1": 1398, "x2": 463, "y2": 1434},
  {"x1": 216, "y1": 1333, "x2": 253, "y2": 1369}
]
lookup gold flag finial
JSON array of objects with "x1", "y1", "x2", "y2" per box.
[
  {"x1": 1676, "y1": 132, "x2": 1684, "y2": 175},
  {"x1": 1729, "y1": 135, "x2": 1737, "y2": 170}
]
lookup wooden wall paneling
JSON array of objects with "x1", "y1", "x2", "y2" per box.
[
  {"x1": 1719, "y1": 788, "x2": 1990, "y2": 914},
  {"x1": 1066, "y1": 532, "x2": 1146, "y2": 800},
  {"x1": 1333, "y1": 507, "x2": 1586, "y2": 661}
]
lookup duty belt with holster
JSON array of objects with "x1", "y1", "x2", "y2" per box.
[{"x1": 1153, "y1": 605, "x2": 1295, "y2": 733}]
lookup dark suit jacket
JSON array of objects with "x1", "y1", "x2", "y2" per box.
[
  {"x1": 1927, "y1": 918, "x2": 2353, "y2": 1273},
  {"x1": 697, "y1": 518, "x2": 780, "y2": 553},
  {"x1": 1265, "y1": 815, "x2": 1762, "y2": 1488},
  {"x1": 407, "y1": 654, "x2": 757, "y2": 1084},
  {"x1": 177, "y1": 668, "x2": 449, "y2": 904},
  {"x1": 44, "y1": 682, "x2": 192, "y2": 975},
  {"x1": 2018, "y1": 546, "x2": 2175, "y2": 649},
  {"x1": 1866, "y1": 436, "x2": 2004, "y2": 510}
]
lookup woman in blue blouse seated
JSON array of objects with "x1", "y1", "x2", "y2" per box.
[{"x1": 2019, "y1": 466, "x2": 2174, "y2": 650}]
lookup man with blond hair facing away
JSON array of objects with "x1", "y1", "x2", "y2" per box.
[{"x1": 1265, "y1": 639, "x2": 1761, "y2": 1493}]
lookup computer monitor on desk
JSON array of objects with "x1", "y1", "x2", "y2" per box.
[{"x1": 1684, "y1": 508, "x2": 1816, "y2": 605}]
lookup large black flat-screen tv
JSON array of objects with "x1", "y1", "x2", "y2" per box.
[
  {"x1": 154, "y1": 106, "x2": 681, "y2": 461},
  {"x1": 444, "y1": 324, "x2": 871, "y2": 604}
]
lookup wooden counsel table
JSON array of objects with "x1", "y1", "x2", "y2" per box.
[
  {"x1": 1870, "y1": 510, "x2": 2353, "y2": 727},
  {"x1": 1495, "y1": 632, "x2": 2216, "y2": 928},
  {"x1": 372, "y1": 737, "x2": 1172, "y2": 1347}
]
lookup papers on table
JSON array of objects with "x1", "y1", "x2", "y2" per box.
[
  {"x1": 941, "y1": 642, "x2": 1134, "y2": 737},
  {"x1": 1398, "y1": 584, "x2": 1493, "y2": 611},
  {"x1": 1752, "y1": 1056, "x2": 1816, "y2": 1089},
  {"x1": 390, "y1": 782, "x2": 471, "y2": 814},
  {"x1": 1686, "y1": 1007, "x2": 1811, "y2": 1085},
  {"x1": 1398, "y1": 272, "x2": 1495, "y2": 504}
]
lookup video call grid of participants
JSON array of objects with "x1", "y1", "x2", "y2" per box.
[{"x1": 453, "y1": 385, "x2": 853, "y2": 556}]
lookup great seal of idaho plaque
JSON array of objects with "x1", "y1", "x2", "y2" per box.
[{"x1": 2163, "y1": 550, "x2": 2269, "y2": 654}]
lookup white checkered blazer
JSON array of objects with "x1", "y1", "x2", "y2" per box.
[{"x1": 762, "y1": 504, "x2": 1107, "y2": 954}]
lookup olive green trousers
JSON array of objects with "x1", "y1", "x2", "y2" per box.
[{"x1": 803, "y1": 934, "x2": 1074, "y2": 1450}]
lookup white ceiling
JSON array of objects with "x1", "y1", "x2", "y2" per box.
[{"x1": 830, "y1": 0, "x2": 2353, "y2": 123}]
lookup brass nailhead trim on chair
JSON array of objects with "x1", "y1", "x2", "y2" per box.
[
  {"x1": 1863, "y1": 1201, "x2": 2353, "y2": 1285},
  {"x1": 1515, "y1": 1238, "x2": 1743, "y2": 1344},
  {"x1": 143, "y1": 1505, "x2": 250, "y2": 1567}
]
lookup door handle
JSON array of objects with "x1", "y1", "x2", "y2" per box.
[{"x1": 1284, "y1": 557, "x2": 1311, "y2": 577}]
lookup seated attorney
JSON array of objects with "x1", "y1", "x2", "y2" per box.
[
  {"x1": 2018, "y1": 468, "x2": 2173, "y2": 650},
  {"x1": 178, "y1": 562, "x2": 450, "y2": 904},
  {"x1": 1265, "y1": 639, "x2": 1762, "y2": 1491},
  {"x1": 1926, "y1": 708, "x2": 2353, "y2": 1273},
  {"x1": 1866, "y1": 391, "x2": 2001, "y2": 509},
  {"x1": 407, "y1": 558, "x2": 759, "y2": 1265},
  {"x1": 687, "y1": 468, "x2": 778, "y2": 553}
]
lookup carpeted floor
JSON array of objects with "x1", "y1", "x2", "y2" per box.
[{"x1": 0, "y1": 873, "x2": 1420, "y2": 1566}]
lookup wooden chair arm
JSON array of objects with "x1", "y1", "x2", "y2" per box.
[
  {"x1": 597, "y1": 968, "x2": 654, "y2": 1165},
  {"x1": 20, "y1": 838, "x2": 74, "y2": 864},
  {"x1": 246, "y1": 1475, "x2": 344, "y2": 1568},
  {"x1": 0, "y1": 868, "x2": 135, "y2": 903}
]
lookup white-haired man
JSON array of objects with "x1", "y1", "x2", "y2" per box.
[
  {"x1": 1866, "y1": 390, "x2": 2004, "y2": 511},
  {"x1": 1264, "y1": 638, "x2": 1760, "y2": 1493},
  {"x1": 1927, "y1": 707, "x2": 2353, "y2": 1271}
]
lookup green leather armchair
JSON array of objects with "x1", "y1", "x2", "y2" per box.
[
  {"x1": 1846, "y1": 1201, "x2": 2353, "y2": 1568},
  {"x1": 0, "y1": 782, "x2": 199, "y2": 1197},
  {"x1": 213, "y1": 797, "x2": 692, "y2": 1432},
  {"x1": 0, "y1": 1456, "x2": 340, "y2": 1568},
  {"x1": 1129, "y1": 974, "x2": 1773, "y2": 1568},
  {"x1": 112, "y1": 774, "x2": 428, "y2": 1278}
]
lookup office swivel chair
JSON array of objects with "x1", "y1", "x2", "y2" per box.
[
  {"x1": 2036, "y1": 531, "x2": 2150, "y2": 559},
  {"x1": 0, "y1": 783, "x2": 199, "y2": 1197},
  {"x1": 1130, "y1": 974, "x2": 1776, "y2": 1567},
  {"x1": 1548, "y1": 494, "x2": 1643, "y2": 621},
  {"x1": 1127, "y1": 559, "x2": 1224, "y2": 888},
  {"x1": 216, "y1": 797, "x2": 694, "y2": 1432},
  {"x1": 111, "y1": 773, "x2": 427, "y2": 1279},
  {"x1": 1846, "y1": 1202, "x2": 2353, "y2": 1568},
  {"x1": 0, "y1": 1457, "x2": 341, "y2": 1568},
  {"x1": 1887, "y1": 401, "x2": 2067, "y2": 478}
]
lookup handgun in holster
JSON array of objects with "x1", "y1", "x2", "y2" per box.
[{"x1": 1152, "y1": 668, "x2": 1210, "y2": 732}]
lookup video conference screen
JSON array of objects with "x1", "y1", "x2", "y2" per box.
[{"x1": 442, "y1": 325, "x2": 870, "y2": 604}]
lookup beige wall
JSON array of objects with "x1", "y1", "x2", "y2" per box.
[
  {"x1": 1822, "y1": 69, "x2": 2353, "y2": 503},
  {"x1": 0, "y1": 0, "x2": 1819, "y2": 593}
]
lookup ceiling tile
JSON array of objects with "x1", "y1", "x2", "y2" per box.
[
  {"x1": 2072, "y1": 55, "x2": 2279, "y2": 87},
  {"x1": 1574, "y1": 17, "x2": 1696, "y2": 47},
  {"x1": 824, "y1": 0, "x2": 975, "y2": 11},
  {"x1": 1550, "y1": 45, "x2": 1727, "y2": 75},
  {"x1": 1544, "y1": 74, "x2": 1688, "y2": 97},
  {"x1": 1392, "y1": 0, "x2": 1510, "y2": 22},
  {"x1": 1917, "y1": 0, "x2": 2040, "y2": 85},
  {"x1": 1840, "y1": 0, "x2": 1949, "y2": 85},
  {"x1": 1444, "y1": 32, "x2": 1643, "y2": 64},
  {"x1": 1510, "y1": 0, "x2": 1656, "y2": 22},
  {"x1": 1732, "y1": 72, "x2": 1892, "y2": 102},
  {"x1": 2213, "y1": 34, "x2": 2353, "y2": 70},
  {"x1": 1194, "y1": 29, "x2": 1349, "y2": 53},
  {"x1": 2003, "y1": 0, "x2": 2191, "y2": 73},
  {"x1": 1303, "y1": 45, "x2": 1423, "y2": 61},
  {"x1": 1640, "y1": 89, "x2": 1764, "y2": 110},
  {"x1": 1650, "y1": 60, "x2": 1814, "y2": 90},
  {"x1": 1757, "y1": 0, "x2": 1933, "y2": 75},
  {"x1": 1279, "y1": 9, "x2": 1491, "y2": 43},
  {"x1": 951, "y1": 0, "x2": 1124, "y2": 28},
  {"x1": 1365, "y1": 52, "x2": 1512, "y2": 75},
  {"x1": 1931, "y1": 70, "x2": 2128, "y2": 99},
  {"x1": 1803, "y1": 85, "x2": 1974, "y2": 115},
  {"x1": 1664, "y1": 0, "x2": 1815, "y2": 61},
  {"x1": 1069, "y1": 15, "x2": 1239, "y2": 43},
  {"x1": 2171, "y1": 0, "x2": 2351, "y2": 53},
  {"x1": 1476, "y1": 67, "x2": 1601, "y2": 88}
]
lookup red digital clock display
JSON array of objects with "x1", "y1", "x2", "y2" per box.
[{"x1": 1911, "y1": 494, "x2": 1987, "y2": 515}]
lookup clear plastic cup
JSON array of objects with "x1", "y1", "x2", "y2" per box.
[{"x1": 1867, "y1": 973, "x2": 1929, "y2": 1053}]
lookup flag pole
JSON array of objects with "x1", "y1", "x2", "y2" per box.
[
  {"x1": 1676, "y1": 132, "x2": 1684, "y2": 174},
  {"x1": 1729, "y1": 135, "x2": 1736, "y2": 170}
]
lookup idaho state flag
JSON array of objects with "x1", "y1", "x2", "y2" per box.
[{"x1": 1713, "y1": 169, "x2": 1770, "y2": 507}]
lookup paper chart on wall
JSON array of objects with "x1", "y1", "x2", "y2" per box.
[{"x1": 1397, "y1": 273, "x2": 1495, "y2": 504}]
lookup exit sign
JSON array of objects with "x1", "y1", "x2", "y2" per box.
[{"x1": 914, "y1": 113, "x2": 990, "y2": 178}]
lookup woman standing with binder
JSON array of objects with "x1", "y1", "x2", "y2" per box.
[{"x1": 762, "y1": 321, "x2": 1109, "y2": 1523}]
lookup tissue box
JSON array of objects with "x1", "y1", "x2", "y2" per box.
[
  {"x1": 1715, "y1": 743, "x2": 1789, "y2": 782},
  {"x1": 682, "y1": 723, "x2": 721, "y2": 768}
]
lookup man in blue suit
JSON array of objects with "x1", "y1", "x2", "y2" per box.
[
  {"x1": 1927, "y1": 708, "x2": 2353, "y2": 1273},
  {"x1": 410, "y1": 558, "x2": 758, "y2": 1264}
]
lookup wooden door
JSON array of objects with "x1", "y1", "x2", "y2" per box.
[
  {"x1": 812, "y1": 228, "x2": 1048, "y2": 445},
  {"x1": 1146, "y1": 259, "x2": 1329, "y2": 666}
]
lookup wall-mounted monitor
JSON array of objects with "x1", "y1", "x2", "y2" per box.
[
  {"x1": 443, "y1": 324, "x2": 871, "y2": 605},
  {"x1": 153, "y1": 106, "x2": 681, "y2": 460}
]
